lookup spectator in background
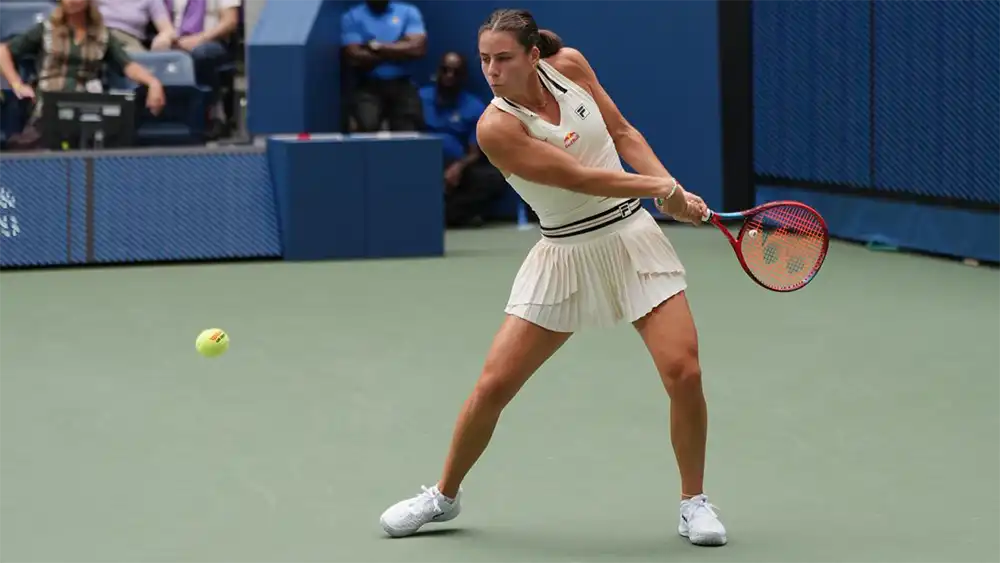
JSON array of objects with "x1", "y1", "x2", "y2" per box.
[
  {"x1": 165, "y1": 0, "x2": 241, "y2": 135},
  {"x1": 97, "y1": 0, "x2": 176, "y2": 52},
  {"x1": 341, "y1": 0, "x2": 426, "y2": 132},
  {"x1": 420, "y1": 52, "x2": 507, "y2": 227},
  {"x1": 0, "y1": 0, "x2": 165, "y2": 150}
]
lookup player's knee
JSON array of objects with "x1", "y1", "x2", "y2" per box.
[
  {"x1": 471, "y1": 368, "x2": 521, "y2": 411},
  {"x1": 661, "y1": 352, "x2": 702, "y2": 395}
]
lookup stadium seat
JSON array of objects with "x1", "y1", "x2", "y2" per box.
[
  {"x1": 108, "y1": 50, "x2": 209, "y2": 145},
  {"x1": 0, "y1": 2, "x2": 53, "y2": 41},
  {"x1": 1, "y1": 1, "x2": 54, "y2": 86}
]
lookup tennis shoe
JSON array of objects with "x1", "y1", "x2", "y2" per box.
[
  {"x1": 678, "y1": 494, "x2": 727, "y2": 546},
  {"x1": 379, "y1": 485, "x2": 461, "y2": 537}
]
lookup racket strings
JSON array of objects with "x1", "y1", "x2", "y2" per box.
[{"x1": 740, "y1": 205, "x2": 827, "y2": 290}]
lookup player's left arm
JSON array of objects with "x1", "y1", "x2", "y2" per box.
[{"x1": 553, "y1": 48, "x2": 675, "y2": 181}]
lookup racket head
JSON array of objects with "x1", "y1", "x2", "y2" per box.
[{"x1": 727, "y1": 201, "x2": 830, "y2": 292}]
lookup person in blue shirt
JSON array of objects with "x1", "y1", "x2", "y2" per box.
[
  {"x1": 420, "y1": 51, "x2": 507, "y2": 227},
  {"x1": 340, "y1": 0, "x2": 426, "y2": 132}
]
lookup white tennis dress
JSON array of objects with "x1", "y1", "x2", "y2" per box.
[{"x1": 493, "y1": 60, "x2": 687, "y2": 332}]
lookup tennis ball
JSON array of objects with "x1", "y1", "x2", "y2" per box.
[{"x1": 195, "y1": 328, "x2": 229, "y2": 358}]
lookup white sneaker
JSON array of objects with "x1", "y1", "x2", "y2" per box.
[
  {"x1": 379, "y1": 485, "x2": 461, "y2": 537},
  {"x1": 678, "y1": 494, "x2": 727, "y2": 546}
]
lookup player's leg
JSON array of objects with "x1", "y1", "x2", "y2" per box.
[
  {"x1": 437, "y1": 314, "x2": 572, "y2": 496},
  {"x1": 633, "y1": 291, "x2": 707, "y2": 498},
  {"x1": 380, "y1": 314, "x2": 572, "y2": 537},
  {"x1": 632, "y1": 290, "x2": 727, "y2": 546}
]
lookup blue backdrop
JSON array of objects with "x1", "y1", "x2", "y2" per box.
[
  {"x1": 246, "y1": 0, "x2": 724, "y2": 213},
  {"x1": 0, "y1": 149, "x2": 281, "y2": 268},
  {"x1": 0, "y1": 135, "x2": 445, "y2": 269},
  {"x1": 753, "y1": 0, "x2": 872, "y2": 187},
  {"x1": 753, "y1": 0, "x2": 999, "y2": 261},
  {"x1": 11, "y1": 1, "x2": 992, "y2": 269},
  {"x1": 754, "y1": 0, "x2": 999, "y2": 203},
  {"x1": 246, "y1": 0, "x2": 344, "y2": 135}
]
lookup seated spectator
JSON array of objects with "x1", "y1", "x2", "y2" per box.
[
  {"x1": 341, "y1": 0, "x2": 426, "y2": 132},
  {"x1": 0, "y1": 0, "x2": 165, "y2": 150},
  {"x1": 165, "y1": 0, "x2": 241, "y2": 136},
  {"x1": 420, "y1": 52, "x2": 507, "y2": 227},
  {"x1": 97, "y1": 0, "x2": 176, "y2": 52}
]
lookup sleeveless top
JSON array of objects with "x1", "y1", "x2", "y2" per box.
[{"x1": 489, "y1": 59, "x2": 633, "y2": 230}]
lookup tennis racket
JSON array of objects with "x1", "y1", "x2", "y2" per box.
[{"x1": 702, "y1": 201, "x2": 829, "y2": 292}]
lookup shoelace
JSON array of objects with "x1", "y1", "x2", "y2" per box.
[
  {"x1": 685, "y1": 496, "x2": 721, "y2": 521},
  {"x1": 408, "y1": 485, "x2": 442, "y2": 515}
]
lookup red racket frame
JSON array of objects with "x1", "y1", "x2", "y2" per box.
[{"x1": 706, "y1": 200, "x2": 830, "y2": 292}]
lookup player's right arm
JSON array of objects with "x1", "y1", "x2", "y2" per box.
[{"x1": 476, "y1": 109, "x2": 685, "y2": 206}]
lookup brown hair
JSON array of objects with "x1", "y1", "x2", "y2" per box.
[
  {"x1": 479, "y1": 9, "x2": 564, "y2": 58},
  {"x1": 49, "y1": 0, "x2": 105, "y2": 32}
]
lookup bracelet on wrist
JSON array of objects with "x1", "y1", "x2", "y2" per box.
[{"x1": 655, "y1": 178, "x2": 681, "y2": 208}]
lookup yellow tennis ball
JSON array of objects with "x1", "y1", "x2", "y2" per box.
[{"x1": 196, "y1": 328, "x2": 229, "y2": 358}]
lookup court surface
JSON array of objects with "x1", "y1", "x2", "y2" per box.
[{"x1": 2, "y1": 223, "x2": 998, "y2": 563}]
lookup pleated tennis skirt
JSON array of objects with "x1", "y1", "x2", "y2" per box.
[{"x1": 505, "y1": 207, "x2": 687, "y2": 332}]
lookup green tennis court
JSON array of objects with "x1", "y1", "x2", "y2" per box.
[{"x1": 2, "y1": 224, "x2": 998, "y2": 562}]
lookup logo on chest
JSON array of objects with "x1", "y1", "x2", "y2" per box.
[
  {"x1": 575, "y1": 103, "x2": 590, "y2": 120},
  {"x1": 563, "y1": 131, "x2": 580, "y2": 149}
]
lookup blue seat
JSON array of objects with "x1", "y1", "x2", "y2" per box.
[
  {"x1": 126, "y1": 51, "x2": 201, "y2": 88},
  {"x1": 0, "y1": 2, "x2": 53, "y2": 41},
  {"x1": 109, "y1": 50, "x2": 209, "y2": 145},
  {"x1": 1, "y1": 2, "x2": 54, "y2": 86}
]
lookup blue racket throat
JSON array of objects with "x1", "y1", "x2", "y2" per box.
[{"x1": 703, "y1": 210, "x2": 744, "y2": 222}]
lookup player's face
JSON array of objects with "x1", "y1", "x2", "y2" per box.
[{"x1": 478, "y1": 30, "x2": 538, "y2": 96}]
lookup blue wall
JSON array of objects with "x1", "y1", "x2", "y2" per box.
[
  {"x1": 872, "y1": 0, "x2": 999, "y2": 203},
  {"x1": 753, "y1": 0, "x2": 999, "y2": 261},
  {"x1": 753, "y1": 1, "x2": 872, "y2": 187},
  {"x1": 246, "y1": 0, "x2": 345, "y2": 134},
  {"x1": 754, "y1": 0, "x2": 999, "y2": 202},
  {"x1": 0, "y1": 150, "x2": 281, "y2": 267},
  {"x1": 0, "y1": 136, "x2": 445, "y2": 268},
  {"x1": 247, "y1": 0, "x2": 724, "y2": 212}
]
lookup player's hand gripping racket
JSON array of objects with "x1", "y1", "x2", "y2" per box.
[{"x1": 702, "y1": 201, "x2": 830, "y2": 292}]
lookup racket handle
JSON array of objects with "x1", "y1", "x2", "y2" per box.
[{"x1": 657, "y1": 197, "x2": 714, "y2": 222}]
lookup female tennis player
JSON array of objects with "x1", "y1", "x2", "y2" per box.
[{"x1": 379, "y1": 9, "x2": 727, "y2": 547}]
